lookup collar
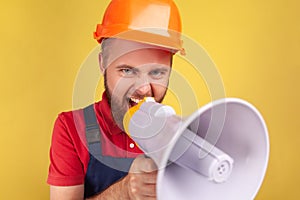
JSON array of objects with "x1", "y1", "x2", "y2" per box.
[{"x1": 95, "y1": 92, "x2": 124, "y2": 135}]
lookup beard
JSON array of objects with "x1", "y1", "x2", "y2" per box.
[
  {"x1": 104, "y1": 72, "x2": 168, "y2": 131},
  {"x1": 104, "y1": 72, "x2": 127, "y2": 131}
]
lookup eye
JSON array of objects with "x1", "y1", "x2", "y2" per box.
[
  {"x1": 122, "y1": 68, "x2": 133, "y2": 74},
  {"x1": 120, "y1": 68, "x2": 137, "y2": 77},
  {"x1": 149, "y1": 69, "x2": 167, "y2": 79}
]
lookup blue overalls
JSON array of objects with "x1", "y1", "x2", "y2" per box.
[{"x1": 83, "y1": 105, "x2": 134, "y2": 198}]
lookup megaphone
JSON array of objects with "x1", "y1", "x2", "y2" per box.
[{"x1": 123, "y1": 97, "x2": 269, "y2": 200}]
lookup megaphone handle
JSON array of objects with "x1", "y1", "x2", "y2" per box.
[{"x1": 169, "y1": 128, "x2": 234, "y2": 183}]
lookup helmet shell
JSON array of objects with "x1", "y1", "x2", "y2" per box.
[{"x1": 94, "y1": 0, "x2": 184, "y2": 53}]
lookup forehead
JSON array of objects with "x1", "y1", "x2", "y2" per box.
[{"x1": 102, "y1": 38, "x2": 172, "y2": 67}]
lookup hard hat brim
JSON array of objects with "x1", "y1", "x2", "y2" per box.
[{"x1": 95, "y1": 26, "x2": 185, "y2": 55}]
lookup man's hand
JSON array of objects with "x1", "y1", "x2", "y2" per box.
[
  {"x1": 50, "y1": 155, "x2": 158, "y2": 200},
  {"x1": 126, "y1": 155, "x2": 158, "y2": 200}
]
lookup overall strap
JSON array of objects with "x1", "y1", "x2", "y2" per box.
[
  {"x1": 83, "y1": 104, "x2": 102, "y2": 157},
  {"x1": 83, "y1": 104, "x2": 134, "y2": 198},
  {"x1": 83, "y1": 104, "x2": 134, "y2": 169}
]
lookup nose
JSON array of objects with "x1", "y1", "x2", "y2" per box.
[{"x1": 135, "y1": 79, "x2": 152, "y2": 96}]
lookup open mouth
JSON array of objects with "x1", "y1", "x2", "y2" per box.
[
  {"x1": 128, "y1": 97, "x2": 143, "y2": 108},
  {"x1": 128, "y1": 96, "x2": 156, "y2": 108}
]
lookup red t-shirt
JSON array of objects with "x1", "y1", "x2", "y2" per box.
[{"x1": 47, "y1": 93, "x2": 143, "y2": 186}]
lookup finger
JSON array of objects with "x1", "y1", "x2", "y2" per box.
[
  {"x1": 129, "y1": 172, "x2": 157, "y2": 185},
  {"x1": 139, "y1": 183, "x2": 156, "y2": 197},
  {"x1": 139, "y1": 156, "x2": 157, "y2": 173},
  {"x1": 131, "y1": 194, "x2": 156, "y2": 200},
  {"x1": 129, "y1": 181, "x2": 156, "y2": 198},
  {"x1": 130, "y1": 155, "x2": 145, "y2": 173},
  {"x1": 131, "y1": 155, "x2": 157, "y2": 173},
  {"x1": 142, "y1": 172, "x2": 157, "y2": 184},
  {"x1": 142, "y1": 196, "x2": 156, "y2": 200}
]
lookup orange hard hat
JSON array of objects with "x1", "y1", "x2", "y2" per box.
[{"x1": 94, "y1": 0, "x2": 184, "y2": 54}]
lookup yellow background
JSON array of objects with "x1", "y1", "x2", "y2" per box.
[{"x1": 0, "y1": 0, "x2": 299, "y2": 199}]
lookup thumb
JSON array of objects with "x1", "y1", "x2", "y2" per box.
[{"x1": 130, "y1": 155, "x2": 157, "y2": 173}]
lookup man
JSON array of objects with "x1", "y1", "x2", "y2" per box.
[{"x1": 47, "y1": 0, "x2": 184, "y2": 199}]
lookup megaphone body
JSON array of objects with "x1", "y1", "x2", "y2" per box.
[{"x1": 123, "y1": 98, "x2": 269, "y2": 200}]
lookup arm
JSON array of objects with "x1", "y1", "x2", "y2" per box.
[
  {"x1": 49, "y1": 181, "x2": 127, "y2": 200},
  {"x1": 50, "y1": 155, "x2": 157, "y2": 200},
  {"x1": 50, "y1": 185, "x2": 84, "y2": 200},
  {"x1": 48, "y1": 114, "x2": 157, "y2": 199}
]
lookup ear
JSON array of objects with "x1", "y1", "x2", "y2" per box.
[{"x1": 98, "y1": 52, "x2": 105, "y2": 73}]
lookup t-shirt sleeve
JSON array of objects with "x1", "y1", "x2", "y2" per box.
[{"x1": 47, "y1": 113, "x2": 85, "y2": 186}]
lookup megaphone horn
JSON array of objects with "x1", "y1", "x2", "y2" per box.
[{"x1": 123, "y1": 97, "x2": 269, "y2": 200}]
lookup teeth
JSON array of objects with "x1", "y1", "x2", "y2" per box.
[
  {"x1": 130, "y1": 97, "x2": 142, "y2": 104},
  {"x1": 145, "y1": 97, "x2": 155, "y2": 102}
]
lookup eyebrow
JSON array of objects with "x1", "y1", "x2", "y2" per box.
[
  {"x1": 115, "y1": 64, "x2": 135, "y2": 69},
  {"x1": 150, "y1": 68, "x2": 169, "y2": 72},
  {"x1": 116, "y1": 64, "x2": 170, "y2": 69}
]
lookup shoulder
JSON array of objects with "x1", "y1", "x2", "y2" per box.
[
  {"x1": 52, "y1": 102, "x2": 104, "y2": 146},
  {"x1": 48, "y1": 105, "x2": 95, "y2": 186},
  {"x1": 53, "y1": 104, "x2": 99, "y2": 144},
  {"x1": 51, "y1": 107, "x2": 86, "y2": 151}
]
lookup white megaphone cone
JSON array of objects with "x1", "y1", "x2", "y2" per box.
[{"x1": 123, "y1": 97, "x2": 269, "y2": 200}]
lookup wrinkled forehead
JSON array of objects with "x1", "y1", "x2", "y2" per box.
[{"x1": 101, "y1": 38, "x2": 173, "y2": 68}]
